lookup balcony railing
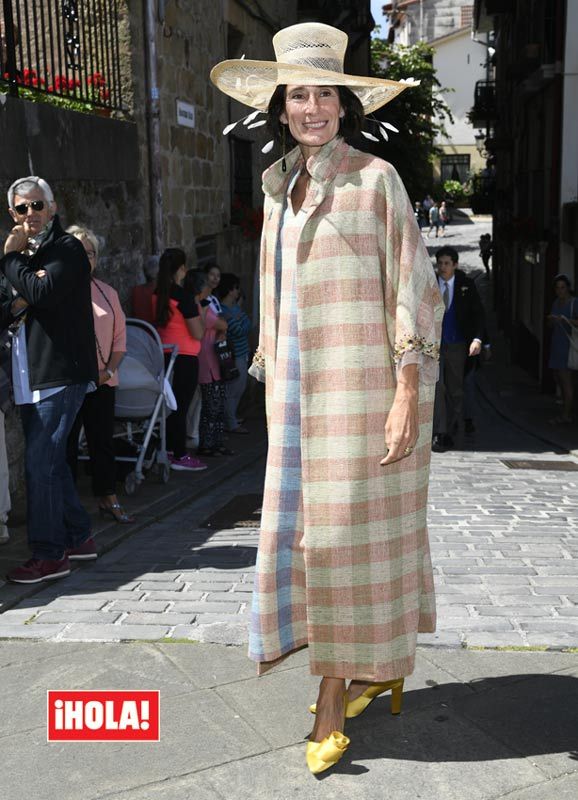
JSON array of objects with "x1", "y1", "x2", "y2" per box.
[
  {"x1": 469, "y1": 80, "x2": 497, "y2": 127},
  {"x1": 0, "y1": 0, "x2": 123, "y2": 112}
]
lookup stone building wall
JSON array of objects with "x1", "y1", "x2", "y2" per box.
[
  {"x1": 0, "y1": 0, "x2": 306, "y2": 507},
  {"x1": 152, "y1": 0, "x2": 298, "y2": 306}
]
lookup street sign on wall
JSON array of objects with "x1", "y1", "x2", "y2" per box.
[{"x1": 176, "y1": 100, "x2": 195, "y2": 128}]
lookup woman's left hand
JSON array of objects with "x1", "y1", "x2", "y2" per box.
[
  {"x1": 380, "y1": 389, "x2": 419, "y2": 466},
  {"x1": 98, "y1": 369, "x2": 110, "y2": 386}
]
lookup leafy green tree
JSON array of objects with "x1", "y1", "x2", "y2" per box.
[{"x1": 359, "y1": 38, "x2": 453, "y2": 202}]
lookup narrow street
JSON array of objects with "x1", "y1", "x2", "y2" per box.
[
  {"x1": 2, "y1": 212, "x2": 576, "y2": 651},
  {"x1": 1, "y1": 214, "x2": 577, "y2": 800}
]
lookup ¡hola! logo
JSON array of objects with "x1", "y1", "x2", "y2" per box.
[{"x1": 47, "y1": 691, "x2": 160, "y2": 742}]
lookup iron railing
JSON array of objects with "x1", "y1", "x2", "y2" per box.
[{"x1": 0, "y1": 0, "x2": 123, "y2": 111}]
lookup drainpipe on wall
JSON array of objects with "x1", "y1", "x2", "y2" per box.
[{"x1": 144, "y1": 0, "x2": 163, "y2": 254}]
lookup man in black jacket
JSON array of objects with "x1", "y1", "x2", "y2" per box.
[
  {"x1": 433, "y1": 246, "x2": 486, "y2": 451},
  {"x1": 0, "y1": 176, "x2": 99, "y2": 583}
]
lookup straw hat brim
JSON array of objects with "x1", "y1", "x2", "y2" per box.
[{"x1": 210, "y1": 59, "x2": 411, "y2": 114}]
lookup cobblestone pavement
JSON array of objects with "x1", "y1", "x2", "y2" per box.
[{"x1": 1, "y1": 215, "x2": 577, "y2": 648}]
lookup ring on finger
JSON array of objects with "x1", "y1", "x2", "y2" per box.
[{"x1": 404, "y1": 446, "x2": 414, "y2": 456}]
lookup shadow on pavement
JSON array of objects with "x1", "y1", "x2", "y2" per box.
[{"x1": 318, "y1": 673, "x2": 578, "y2": 777}]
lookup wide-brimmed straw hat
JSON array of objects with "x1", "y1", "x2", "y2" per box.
[{"x1": 210, "y1": 22, "x2": 417, "y2": 115}]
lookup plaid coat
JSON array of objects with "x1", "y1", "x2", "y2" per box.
[{"x1": 251, "y1": 136, "x2": 444, "y2": 681}]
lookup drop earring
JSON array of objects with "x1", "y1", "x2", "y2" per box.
[{"x1": 281, "y1": 125, "x2": 287, "y2": 173}]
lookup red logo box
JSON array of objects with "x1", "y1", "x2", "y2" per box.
[{"x1": 47, "y1": 690, "x2": 160, "y2": 742}]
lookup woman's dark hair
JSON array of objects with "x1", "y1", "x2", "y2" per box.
[
  {"x1": 266, "y1": 84, "x2": 364, "y2": 148},
  {"x1": 155, "y1": 247, "x2": 186, "y2": 328},
  {"x1": 204, "y1": 262, "x2": 221, "y2": 275},
  {"x1": 183, "y1": 268, "x2": 208, "y2": 297},
  {"x1": 216, "y1": 272, "x2": 240, "y2": 301},
  {"x1": 554, "y1": 273, "x2": 571, "y2": 289},
  {"x1": 435, "y1": 246, "x2": 459, "y2": 264}
]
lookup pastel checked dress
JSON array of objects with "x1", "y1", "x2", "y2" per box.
[
  {"x1": 249, "y1": 169, "x2": 309, "y2": 670},
  {"x1": 249, "y1": 139, "x2": 443, "y2": 682}
]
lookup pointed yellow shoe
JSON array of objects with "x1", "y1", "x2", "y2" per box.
[
  {"x1": 306, "y1": 731, "x2": 350, "y2": 774},
  {"x1": 309, "y1": 678, "x2": 404, "y2": 719}
]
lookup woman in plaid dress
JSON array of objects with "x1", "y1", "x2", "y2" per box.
[{"x1": 211, "y1": 22, "x2": 443, "y2": 774}]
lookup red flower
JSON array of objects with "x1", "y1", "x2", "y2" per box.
[{"x1": 88, "y1": 72, "x2": 106, "y2": 88}]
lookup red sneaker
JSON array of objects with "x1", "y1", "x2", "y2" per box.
[
  {"x1": 67, "y1": 537, "x2": 98, "y2": 561},
  {"x1": 7, "y1": 557, "x2": 71, "y2": 584}
]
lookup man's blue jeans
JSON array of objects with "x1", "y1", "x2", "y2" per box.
[{"x1": 20, "y1": 383, "x2": 91, "y2": 560}]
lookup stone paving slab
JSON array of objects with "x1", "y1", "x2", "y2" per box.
[
  {"x1": 0, "y1": 438, "x2": 576, "y2": 649},
  {"x1": 1, "y1": 641, "x2": 576, "y2": 800}
]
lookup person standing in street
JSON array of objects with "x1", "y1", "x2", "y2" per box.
[
  {"x1": 217, "y1": 273, "x2": 252, "y2": 434},
  {"x1": 211, "y1": 21, "x2": 443, "y2": 775},
  {"x1": 428, "y1": 201, "x2": 440, "y2": 237},
  {"x1": 422, "y1": 193, "x2": 434, "y2": 216},
  {"x1": 186, "y1": 268, "x2": 230, "y2": 457},
  {"x1": 153, "y1": 248, "x2": 207, "y2": 472},
  {"x1": 433, "y1": 246, "x2": 485, "y2": 451},
  {"x1": 479, "y1": 233, "x2": 493, "y2": 277},
  {"x1": 547, "y1": 274, "x2": 578, "y2": 425},
  {"x1": 438, "y1": 200, "x2": 449, "y2": 237},
  {"x1": 0, "y1": 176, "x2": 99, "y2": 582},
  {"x1": 414, "y1": 200, "x2": 425, "y2": 229},
  {"x1": 65, "y1": 225, "x2": 133, "y2": 525}
]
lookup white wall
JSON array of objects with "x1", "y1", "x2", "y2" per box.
[{"x1": 433, "y1": 31, "x2": 487, "y2": 146}]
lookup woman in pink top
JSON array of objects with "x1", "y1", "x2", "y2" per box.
[
  {"x1": 65, "y1": 226, "x2": 134, "y2": 524},
  {"x1": 184, "y1": 270, "x2": 231, "y2": 456}
]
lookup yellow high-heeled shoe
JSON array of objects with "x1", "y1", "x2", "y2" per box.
[
  {"x1": 309, "y1": 678, "x2": 404, "y2": 719},
  {"x1": 306, "y1": 695, "x2": 350, "y2": 775}
]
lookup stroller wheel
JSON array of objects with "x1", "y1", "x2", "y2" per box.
[
  {"x1": 124, "y1": 471, "x2": 139, "y2": 495},
  {"x1": 159, "y1": 463, "x2": 170, "y2": 484}
]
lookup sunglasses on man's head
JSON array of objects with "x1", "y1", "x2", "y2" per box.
[{"x1": 13, "y1": 200, "x2": 45, "y2": 215}]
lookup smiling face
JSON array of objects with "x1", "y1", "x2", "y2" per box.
[
  {"x1": 280, "y1": 85, "x2": 344, "y2": 154},
  {"x1": 10, "y1": 186, "x2": 55, "y2": 237}
]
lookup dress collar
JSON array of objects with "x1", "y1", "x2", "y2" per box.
[{"x1": 262, "y1": 136, "x2": 349, "y2": 200}]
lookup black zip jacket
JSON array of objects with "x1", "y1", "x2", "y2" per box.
[{"x1": 0, "y1": 215, "x2": 98, "y2": 391}]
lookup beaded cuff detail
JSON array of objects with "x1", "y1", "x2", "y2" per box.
[
  {"x1": 394, "y1": 335, "x2": 439, "y2": 362},
  {"x1": 248, "y1": 349, "x2": 266, "y2": 383},
  {"x1": 251, "y1": 349, "x2": 265, "y2": 369}
]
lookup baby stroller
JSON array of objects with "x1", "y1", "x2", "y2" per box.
[{"x1": 113, "y1": 318, "x2": 178, "y2": 494}]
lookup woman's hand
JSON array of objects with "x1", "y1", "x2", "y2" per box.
[
  {"x1": 380, "y1": 362, "x2": 419, "y2": 466},
  {"x1": 98, "y1": 369, "x2": 111, "y2": 386}
]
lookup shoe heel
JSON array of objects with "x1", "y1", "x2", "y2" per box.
[{"x1": 390, "y1": 679, "x2": 404, "y2": 715}]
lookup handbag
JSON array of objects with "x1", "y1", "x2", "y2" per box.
[
  {"x1": 560, "y1": 298, "x2": 578, "y2": 371},
  {"x1": 214, "y1": 336, "x2": 240, "y2": 381}
]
